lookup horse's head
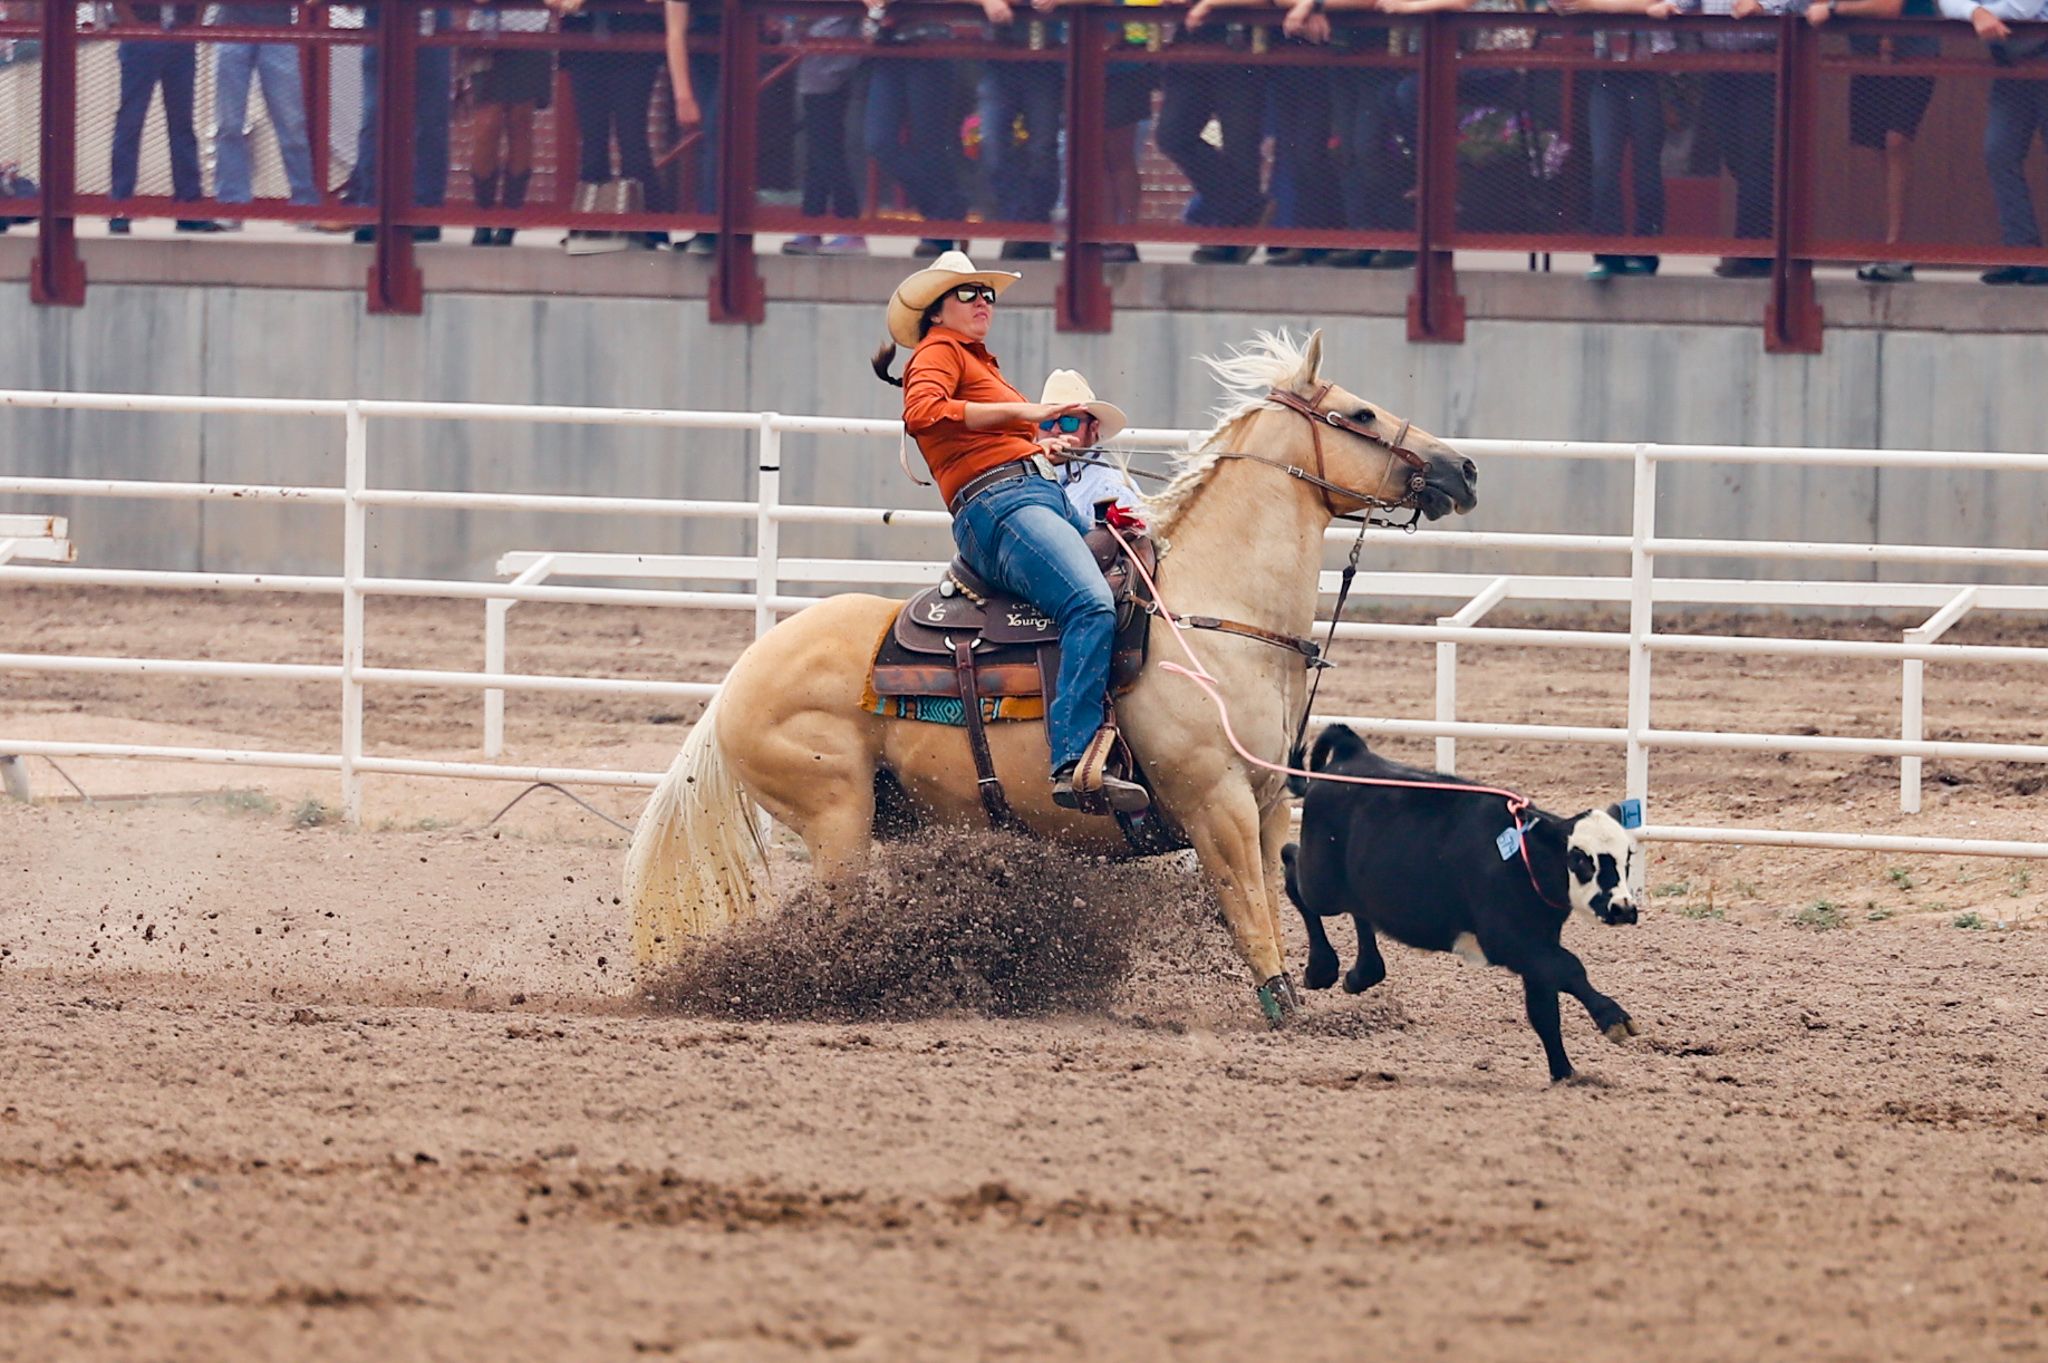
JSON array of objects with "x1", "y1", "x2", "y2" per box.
[{"x1": 1266, "y1": 330, "x2": 1478, "y2": 522}]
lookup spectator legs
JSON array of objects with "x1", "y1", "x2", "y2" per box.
[
  {"x1": 1703, "y1": 72, "x2": 1774, "y2": 244},
  {"x1": 159, "y1": 43, "x2": 202, "y2": 203},
  {"x1": 863, "y1": 60, "x2": 968, "y2": 225},
  {"x1": 1155, "y1": 67, "x2": 1265, "y2": 230},
  {"x1": 1984, "y1": 77, "x2": 2046, "y2": 249},
  {"x1": 413, "y1": 45, "x2": 453, "y2": 209},
  {"x1": 982, "y1": 62, "x2": 1062, "y2": 228},
  {"x1": 213, "y1": 42, "x2": 259, "y2": 206},
  {"x1": 1588, "y1": 70, "x2": 1664, "y2": 241},
  {"x1": 1269, "y1": 66, "x2": 1339, "y2": 236},
  {"x1": 256, "y1": 43, "x2": 319, "y2": 206},
  {"x1": 109, "y1": 42, "x2": 160, "y2": 203},
  {"x1": 688, "y1": 52, "x2": 722, "y2": 218},
  {"x1": 348, "y1": 36, "x2": 452, "y2": 210},
  {"x1": 799, "y1": 88, "x2": 859, "y2": 219},
  {"x1": 1336, "y1": 67, "x2": 1407, "y2": 233},
  {"x1": 566, "y1": 52, "x2": 665, "y2": 224}
]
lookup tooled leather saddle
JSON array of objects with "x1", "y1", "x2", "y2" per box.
[{"x1": 869, "y1": 524, "x2": 1178, "y2": 848}]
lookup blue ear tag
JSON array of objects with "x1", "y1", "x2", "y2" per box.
[
  {"x1": 1496, "y1": 824, "x2": 1522, "y2": 861},
  {"x1": 1619, "y1": 798, "x2": 1643, "y2": 830}
]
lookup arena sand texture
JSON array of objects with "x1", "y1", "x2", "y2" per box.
[{"x1": 4, "y1": 589, "x2": 2048, "y2": 1361}]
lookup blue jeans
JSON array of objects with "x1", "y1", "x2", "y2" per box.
[
  {"x1": 1587, "y1": 70, "x2": 1664, "y2": 242},
  {"x1": 213, "y1": 30, "x2": 318, "y2": 206},
  {"x1": 864, "y1": 59, "x2": 969, "y2": 222},
  {"x1": 111, "y1": 41, "x2": 201, "y2": 203},
  {"x1": 951, "y1": 475, "x2": 1115, "y2": 774},
  {"x1": 1986, "y1": 77, "x2": 2047, "y2": 248},
  {"x1": 979, "y1": 60, "x2": 1061, "y2": 223},
  {"x1": 687, "y1": 52, "x2": 721, "y2": 215},
  {"x1": 346, "y1": 20, "x2": 453, "y2": 207}
]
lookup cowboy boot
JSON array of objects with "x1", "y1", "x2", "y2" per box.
[
  {"x1": 470, "y1": 172, "x2": 500, "y2": 247},
  {"x1": 497, "y1": 172, "x2": 529, "y2": 246}
]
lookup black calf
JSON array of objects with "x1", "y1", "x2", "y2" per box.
[{"x1": 1282, "y1": 724, "x2": 1641, "y2": 1082}]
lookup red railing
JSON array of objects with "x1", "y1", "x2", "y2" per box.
[{"x1": 8, "y1": 0, "x2": 2047, "y2": 351}]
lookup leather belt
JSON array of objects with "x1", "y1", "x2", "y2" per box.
[{"x1": 947, "y1": 460, "x2": 1046, "y2": 517}]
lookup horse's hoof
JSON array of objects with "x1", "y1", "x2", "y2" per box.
[
  {"x1": 1256, "y1": 976, "x2": 1298, "y2": 1027},
  {"x1": 1604, "y1": 1017, "x2": 1640, "y2": 1045}
]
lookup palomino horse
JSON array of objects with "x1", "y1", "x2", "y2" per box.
[{"x1": 624, "y1": 330, "x2": 1479, "y2": 1021}]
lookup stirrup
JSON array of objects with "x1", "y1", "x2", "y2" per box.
[{"x1": 1052, "y1": 728, "x2": 1150, "y2": 815}]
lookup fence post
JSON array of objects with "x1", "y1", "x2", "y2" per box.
[
  {"x1": 709, "y1": 0, "x2": 765, "y2": 324},
  {"x1": 367, "y1": 1, "x2": 424, "y2": 315},
  {"x1": 1899, "y1": 587, "x2": 1976, "y2": 814},
  {"x1": 1624, "y1": 443, "x2": 1655, "y2": 836},
  {"x1": 754, "y1": 413, "x2": 781, "y2": 638},
  {"x1": 1406, "y1": 12, "x2": 1464, "y2": 344},
  {"x1": 1766, "y1": 13, "x2": 1822, "y2": 353},
  {"x1": 1435, "y1": 575, "x2": 1512, "y2": 773},
  {"x1": 1057, "y1": 11, "x2": 1112, "y2": 333},
  {"x1": 31, "y1": 0, "x2": 85, "y2": 307},
  {"x1": 340, "y1": 404, "x2": 368, "y2": 822}
]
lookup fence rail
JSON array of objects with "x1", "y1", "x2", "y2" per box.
[
  {"x1": 3, "y1": 387, "x2": 2048, "y2": 865},
  {"x1": 6, "y1": 2, "x2": 2047, "y2": 347}
]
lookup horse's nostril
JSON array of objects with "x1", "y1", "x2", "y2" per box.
[{"x1": 1462, "y1": 459, "x2": 1478, "y2": 484}]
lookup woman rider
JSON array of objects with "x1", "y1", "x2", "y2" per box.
[{"x1": 872, "y1": 252, "x2": 1149, "y2": 813}]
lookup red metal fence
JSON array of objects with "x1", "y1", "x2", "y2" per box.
[{"x1": 6, "y1": 0, "x2": 2047, "y2": 350}]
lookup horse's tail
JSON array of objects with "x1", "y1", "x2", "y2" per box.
[{"x1": 623, "y1": 690, "x2": 770, "y2": 971}]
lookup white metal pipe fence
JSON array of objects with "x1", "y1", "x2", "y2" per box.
[{"x1": 2, "y1": 387, "x2": 2046, "y2": 864}]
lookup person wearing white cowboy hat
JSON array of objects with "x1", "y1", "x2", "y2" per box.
[
  {"x1": 871, "y1": 250, "x2": 1149, "y2": 814},
  {"x1": 1036, "y1": 369, "x2": 1142, "y2": 526}
]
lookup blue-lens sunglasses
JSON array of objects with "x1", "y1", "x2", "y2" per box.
[{"x1": 1039, "y1": 414, "x2": 1086, "y2": 434}]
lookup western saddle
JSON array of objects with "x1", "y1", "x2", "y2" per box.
[{"x1": 869, "y1": 523, "x2": 1177, "y2": 847}]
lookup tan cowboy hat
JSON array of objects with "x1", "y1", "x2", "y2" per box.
[
  {"x1": 885, "y1": 250, "x2": 1021, "y2": 348},
  {"x1": 1039, "y1": 369, "x2": 1126, "y2": 440}
]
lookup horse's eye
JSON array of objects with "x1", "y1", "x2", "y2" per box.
[{"x1": 1353, "y1": 408, "x2": 1376, "y2": 424}]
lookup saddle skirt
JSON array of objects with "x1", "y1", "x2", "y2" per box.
[{"x1": 868, "y1": 527, "x2": 1155, "y2": 709}]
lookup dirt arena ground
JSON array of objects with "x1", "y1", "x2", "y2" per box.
[{"x1": 5, "y1": 588, "x2": 2048, "y2": 1362}]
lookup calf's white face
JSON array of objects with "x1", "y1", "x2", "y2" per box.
[{"x1": 1565, "y1": 810, "x2": 1638, "y2": 925}]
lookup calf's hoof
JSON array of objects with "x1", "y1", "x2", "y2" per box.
[
  {"x1": 1342, "y1": 962, "x2": 1385, "y2": 995},
  {"x1": 1256, "y1": 975, "x2": 1300, "y2": 1027},
  {"x1": 1303, "y1": 949, "x2": 1340, "y2": 992},
  {"x1": 1603, "y1": 1016, "x2": 1642, "y2": 1045}
]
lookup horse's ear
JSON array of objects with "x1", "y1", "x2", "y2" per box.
[{"x1": 1299, "y1": 329, "x2": 1325, "y2": 387}]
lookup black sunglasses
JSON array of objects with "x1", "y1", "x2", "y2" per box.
[{"x1": 949, "y1": 284, "x2": 998, "y2": 305}]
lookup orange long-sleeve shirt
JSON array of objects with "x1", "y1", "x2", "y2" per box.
[{"x1": 901, "y1": 326, "x2": 1042, "y2": 508}]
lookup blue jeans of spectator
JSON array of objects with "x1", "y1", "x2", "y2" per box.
[
  {"x1": 687, "y1": 51, "x2": 721, "y2": 217},
  {"x1": 1701, "y1": 72, "x2": 1773, "y2": 242},
  {"x1": 1269, "y1": 64, "x2": 1339, "y2": 230},
  {"x1": 864, "y1": 58, "x2": 969, "y2": 222},
  {"x1": 214, "y1": 31, "x2": 318, "y2": 205},
  {"x1": 1156, "y1": 64, "x2": 1265, "y2": 227},
  {"x1": 1985, "y1": 76, "x2": 2047, "y2": 248},
  {"x1": 1587, "y1": 69, "x2": 1664, "y2": 242},
  {"x1": 980, "y1": 60, "x2": 1061, "y2": 223},
  {"x1": 950, "y1": 474, "x2": 1114, "y2": 774},
  {"x1": 111, "y1": 40, "x2": 201, "y2": 203},
  {"x1": 347, "y1": 31, "x2": 452, "y2": 206},
  {"x1": 1336, "y1": 67, "x2": 1406, "y2": 232}
]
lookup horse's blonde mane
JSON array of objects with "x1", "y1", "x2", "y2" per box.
[{"x1": 1144, "y1": 330, "x2": 1312, "y2": 532}]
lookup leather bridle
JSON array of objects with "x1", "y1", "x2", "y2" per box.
[{"x1": 1213, "y1": 383, "x2": 1432, "y2": 521}]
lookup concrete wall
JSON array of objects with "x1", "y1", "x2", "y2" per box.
[{"x1": 4, "y1": 271, "x2": 2046, "y2": 599}]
